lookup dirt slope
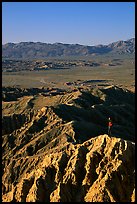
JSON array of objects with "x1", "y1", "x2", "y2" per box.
[
  {"x1": 2, "y1": 85, "x2": 135, "y2": 202},
  {"x1": 2, "y1": 134, "x2": 135, "y2": 202}
]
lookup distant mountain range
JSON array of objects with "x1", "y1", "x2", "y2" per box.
[{"x1": 2, "y1": 38, "x2": 135, "y2": 59}]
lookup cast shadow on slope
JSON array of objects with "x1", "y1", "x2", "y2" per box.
[{"x1": 54, "y1": 87, "x2": 135, "y2": 143}]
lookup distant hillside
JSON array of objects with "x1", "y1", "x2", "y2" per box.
[{"x1": 2, "y1": 38, "x2": 135, "y2": 59}]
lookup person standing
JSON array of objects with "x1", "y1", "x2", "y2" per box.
[{"x1": 108, "y1": 117, "x2": 113, "y2": 136}]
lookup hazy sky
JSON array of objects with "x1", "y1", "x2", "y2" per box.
[{"x1": 2, "y1": 2, "x2": 135, "y2": 45}]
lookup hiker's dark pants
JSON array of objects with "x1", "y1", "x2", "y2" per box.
[{"x1": 108, "y1": 126, "x2": 111, "y2": 136}]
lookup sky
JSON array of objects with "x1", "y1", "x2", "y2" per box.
[{"x1": 2, "y1": 2, "x2": 135, "y2": 46}]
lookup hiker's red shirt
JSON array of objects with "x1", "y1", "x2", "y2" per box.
[{"x1": 108, "y1": 121, "x2": 112, "y2": 127}]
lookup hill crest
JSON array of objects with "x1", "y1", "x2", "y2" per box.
[{"x1": 2, "y1": 38, "x2": 135, "y2": 59}]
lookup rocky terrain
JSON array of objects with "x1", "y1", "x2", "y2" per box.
[
  {"x1": 2, "y1": 38, "x2": 135, "y2": 59},
  {"x1": 2, "y1": 85, "x2": 135, "y2": 202},
  {"x1": 2, "y1": 58, "x2": 126, "y2": 73},
  {"x1": 2, "y1": 59, "x2": 102, "y2": 72}
]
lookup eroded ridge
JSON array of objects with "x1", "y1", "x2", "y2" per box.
[
  {"x1": 2, "y1": 86, "x2": 135, "y2": 202},
  {"x1": 2, "y1": 134, "x2": 135, "y2": 202}
]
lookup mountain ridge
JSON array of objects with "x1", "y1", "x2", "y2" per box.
[{"x1": 2, "y1": 38, "x2": 135, "y2": 59}]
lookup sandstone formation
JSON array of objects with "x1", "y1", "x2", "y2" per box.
[
  {"x1": 2, "y1": 85, "x2": 135, "y2": 202},
  {"x1": 2, "y1": 134, "x2": 135, "y2": 202}
]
